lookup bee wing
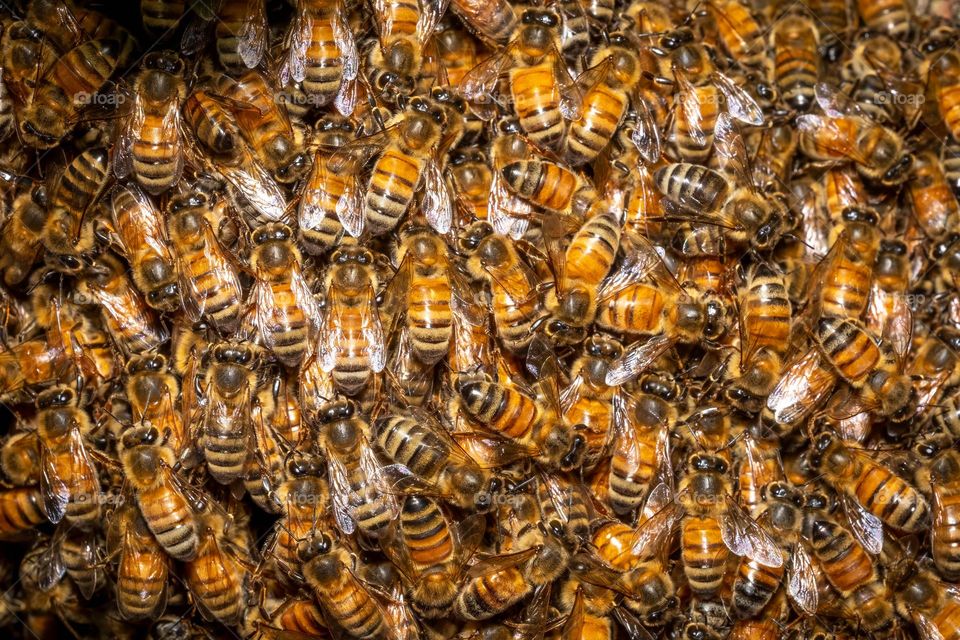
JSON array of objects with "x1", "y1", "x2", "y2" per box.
[
  {"x1": 335, "y1": 171, "x2": 366, "y2": 238},
  {"x1": 609, "y1": 391, "x2": 653, "y2": 478},
  {"x1": 787, "y1": 543, "x2": 819, "y2": 616},
  {"x1": 113, "y1": 88, "x2": 143, "y2": 181},
  {"x1": 38, "y1": 442, "x2": 68, "y2": 525},
  {"x1": 298, "y1": 156, "x2": 330, "y2": 232},
  {"x1": 555, "y1": 52, "x2": 583, "y2": 122},
  {"x1": 450, "y1": 430, "x2": 540, "y2": 468},
  {"x1": 913, "y1": 612, "x2": 947, "y2": 640},
  {"x1": 675, "y1": 75, "x2": 709, "y2": 148},
  {"x1": 795, "y1": 114, "x2": 871, "y2": 165},
  {"x1": 325, "y1": 450, "x2": 358, "y2": 535},
  {"x1": 488, "y1": 166, "x2": 532, "y2": 239},
  {"x1": 363, "y1": 286, "x2": 387, "y2": 373},
  {"x1": 329, "y1": 129, "x2": 393, "y2": 173},
  {"x1": 713, "y1": 71, "x2": 764, "y2": 126},
  {"x1": 815, "y1": 81, "x2": 867, "y2": 119},
  {"x1": 598, "y1": 231, "x2": 677, "y2": 302},
  {"x1": 713, "y1": 112, "x2": 754, "y2": 188},
  {"x1": 741, "y1": 434, "x2": 783, "y2": 499},
  {"x1": 238, "y1": 0, "x2": 268, "y2": 69},
  {"x1": 464, "y1": 547, "x2": 540, "y2": 580},
  {"x1": 251, "y1": 276, "x2": 283, "y2": 355},
  {"x1": 605, "y1": 333, "x2": 676, "y2": 387},
  {"x1": 720, "y1": 496, "x2": 783, "y2": 567},
  {"x1": 416, "y1": 0, "x2": 449, "y2": 46},
  {"x1": 216, "y1": 150, "x2": 288, "y2": 223},
  {"x1": 559, "y1": 584, "x2": 586, "y2": 639},
  {"x1": 866, "y1": 282, "x2": 913, "y2": 359},
  {"x1": 36, "y1": 536, "x2": 67, "y2": 591},
  {"x1": 280, "y1": 0, "x2": 310, "y2": 85},
  {"x1": 157, "y1": 99, "x2": 185, "y2": 191},
  {"x1": 292, "y1": 264, "x2": 323, "y2": 338},
  {"x1": 764, "y1": 349, "x2": 836, "y2": 427},
  {"x1": 334, "y1": 7, "x2": 359, "y2": 82},
  {"x1": 631, "y1": 95, "x2": 662, "y2": 164},
  {"x1": 612, "y1": 607, "x2": 657, "y2": 640},
  {"x1": 484, "y1": 257, "x2": 539, "y2": 307},
  {"x1": 460, "y1": 50, "x2": 514, "y2": 118},
  {"x1": 628, "y1": 497, "x2": 682, "y2": 560},
  {"x1": 422, "y1": 159, "x2": 453, "y2": 234},
  {"x1": 838, "y1": 491, "x2": 883, "y2": 555}
]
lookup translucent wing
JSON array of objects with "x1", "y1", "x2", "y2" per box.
[
  {"x1": 38, "y1": 442, "x2": 68, "y2": 524},
  {"x1": 416, "y1": 0, "x2": 449, "y2": 46},
  {"x1": 913, "y1": 612, "x2": 947, "y2": 640},
  {"x1": 215, "y1": 149, "x2": 287, "y2": 223},
  {"x1": 838, "y1": 491, "x2": 883, "y2": 555},
  {"x1": 488, "y1": 166, "x2": 532, "y2": 239},
  {"x1": 422, "y1": 159, "x2": 453, "y2": 234},
  {"x1": 113, "y1": 87, "x2": 143, "y2": 180},
  {"x1": 628, "y1": 497, "x2": 682, "y2": 560},
  {"x1": 335, "y1": 75, "x2": 360, "y2": 117},
  {"x1": 325, "y1": 450, "x2": 357, "y2": 535},
  {"x1": 336, "y1": 172, "x2": 366, "y2": 238},
  {"x1": 631, "y1": 96, "x2": 662, "y2": 164},
  {"x1": 460, "y1": 50, "x2": 513, "y2": 119},
  {"x1": 556, "y1": 52, "x2": 584, "y2": 121},
  {"x1": 815, "y1": 81, "x2": 867, "y2": 118},
  {"x1": 676, "y1": 75, "x2": 708, "y2": 148},
  {"x1": 720, "y1": 496, "x2": 783, "y2": 567},
  {"x1": 713, "y1": 71, "x2": 764, "y2": 125},
  {"x1": 238, "y1": 0, "x2": 268, "y2": 68},
  {"x1": 795, "y1": 114, "x2": 871, "y2": 165},
  {"x1": 280, "y1": 0, "x2": 310, "y2": 85},
  {"x1": 713, "y1": 112, "x2": 753, "y2": 188},
  {"x1": 787, "y1": 543, "x2": 819, "y2": 616},
  {"x1": 605, "y1": 333, "x2": 676, "y2": 386},
  {"x1": 764, "y1": 349, "x2": 836, "y2": 427},
  {"x1": 335, "y1": 7, "x2": 359, "y2": 82},
  {"x1": 866, "y1": 282, "x2": 913, "y2": 360}
]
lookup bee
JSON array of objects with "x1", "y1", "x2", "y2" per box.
[
  {"x1": 364, "y1": 0, "x2": 444, "y2": 106},
  {"x1": 0, "y1": 21, "x2": 57, "y2": 109},
  {"x1": 57, "y1": 525, "x2": 106, "y2": 599},
  {"x1": 278, "y1": 0, "x2": 359, "y2": 115},
  {"x1": 943, "y1": 136, "x2": 960, "y2": 198},
  {"x1": 114, "y1": 52, "x2": 186, "y2": 195},
  {"x1": 866, "y1": 238, "x2": 912, "y2": 359},
  {"x1": 461, "y1": 7, "x2": 578, "y2": 151},
  {"x1": 119, "y1": 425, "x2": 200, "y2": 561},
  {"x1": 909, "y1": 149, "x2": 960, "y2": 241},
  {"x1": 19, "y1": 39, "x2": 122, "y2": 149},
  {"x1": 808, "y1": 431, "x2": 928, "y2": 548},
  {"x1": 215, "y1": 0, "x2": 268, "y2": 73},
  {"x1": 35, "y1": 386, "x2": 100, "y2": 526},
  {"x1": 891, "y1": 561, "x2": 960, "y2": 640},
  {"x1": 500, "y1": 159, "x2": 595, "y2": 223},
  {"x1": 0, "y1": 181, "x2": 47, "y2": 286},
  {"x1": 597, "y1": 235, "x2": 729, "y2": 386},
  {"x1": 449, "y1": 0, "x2": 516, "y2": 46},
  {"x1": 486, "y1": 118, "x2": 539, "y2": 239},
  {"x1": 298, "y1": 115, "x2": 355, "y2": 253},
  {"x1": 811, "y1": 207, "x2": 881, "y2": 320},
  {"x1": 201, "y1": 341, "x2": 258, "y2": 485},
  {"x1": 182, "y1": 75, "x2": 245, "y2": 161},
  {"x1": 316, "y1": 244, "x2": 385, "y2": 395},
  {"x1": 375, "y1": 409, "x2": 497, "y2": 511},
  {"x1": 299, "y1": 535, "x2": 388, "y2": 637},
  {"x1": 245, "y1": 375, "x2": 303, "y2": 513},
  {"x1": 657, "y1": 115, "x2": 792, "y2": 252},
  {"x1": 703, "y1": 0, "x2": 766, "y2": 68},
  {"x1": 770, "y1": 11, "x2": 819, "y2": 111},
  {"x1": 332, "y1": 95, "x2": 452, "y2": 237},
  {"x1": 667, "y1": 42, "x2": 764, "y2": 163},
  {"x1": 247, "y1": 223, "x2": 320, "y2": 367},
  {"x1": 449, "y1": 148, "x2": 492, "y2": 225},
  {"x1": 184, "y1": 511, "x2": 249, "y2": 627},
  {"x1": 459, "y1": 221, "x2": 539, "y2": 353},
  {"x1": 103, "y1": 184, "x2": 179, "y2": 312},
  {"x1": 856, "y1": 0, "x2": 910, "y2": 37},
  {"x1": 457, "y1": 371, "x2": 586, "y2": 472},
  {"x1": 434, "y1": 19, "x2": 485, "y2": 90},
  {"x1": 804, "y1": 494, "x2": 894, "y2": 632},
  {"x1": 382, "y1": 225, "x2": 457, "y2": 365},
  {"x1": 317, "y1": 399, "x2": 398, "y2": 539},
  {"x1": 454, "y1": 547, "x2": 538, "y2": 621},
  {"x1": 562, "y1": 335, "x2": 622, "y2": 471},
  {"x1": 797, "y1": 110, "x2": 913, "y2": 187},
  {"x1": 0, "y1": 486, "x2": 46, "y2": 539},
  {"x1": 607, "y1": 375, "x2": 675, "y2": 516},
  {"x1": 749, "y1": 122, "x2": 797, "y2": 191},
  {"x1": 141, "y1": 0, "x2": 186, "y2": 32},
  {"x1": 1, "y1": 430, "x2": 41, "y2": 487},
  {"x1": 565, "y1": 32, "x2": 654, "y2": 166},
  {"x1": 227, "y1": 70, "x2": 310, "y2": 184},
  {"x1": 916, "y1": 444, "x2": 960, "y2": 581},
  {"x1": 125, "y1": 354, "x2": 185, "y2": 457},
  {"x1": 42, "y1": 147, "x2": 111, "y2": 272},
  {"x1": 109, "y1": 503, "x2": 169, "y2": 621},
  {"x1": 75, "y1": 252, "x2": 169, "y2": 355},
  {"x1": 165, "y1": 190, "x2": 243, "y2": 333}
]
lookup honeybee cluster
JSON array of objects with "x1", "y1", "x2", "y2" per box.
[{"x1": 2, "y1": 0, "x2": 960, "y2": 638}]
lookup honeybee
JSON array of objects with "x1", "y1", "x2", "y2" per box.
[
  {"x1": 300, "y1": 535, "x2": 389, "y2": 638},
  {"x1": 449, "y1": 0, "x2": 516, "y2": 46},
  {"x1": 804, "y1": 493, "x2": 894, "y2": 633},
  {"x1": 316, "y1": 244, "x2": 385, "y2": 395},
  {"x1": 19, "y1": 39, "x2": 122, "y2": 149},
  {"x1": 125, "y1": 354, "x2": 186, "y2": 457},
  {"x1": 808, "y1": 431, "x2": 928, "y2": 552},
  {"x1": 630, "y1": 453, "x2": 782, "y2": 599},
  {"x1": 0, "y1": 486, "x2": 46, "y2": 540},
  {"x1": 459, "y1": 221, "x2": 539, "y2": 354},
  {"x1": 561, "y1": 335, "x2": 622, "y2": 471},
  {"x1": 114, "y1": 51, "x2": 186, "y2": 195},
  {"x1": 247, "y1": 223, "x2": 320, "y2": 367},
  {"x1": 214, "y1": 0, "x2": 267, "y2": 73},
  {"x1": 42, "y1": 147, "x2": 111, "y2": 271},
  {"x1": 298, "y1": 115, "x2": 355, "y2": 253},
  {"x1": 461, "y1": 7, "x2": 579, "y2": 150},
  {"x1": 182, "y1": 74, "x2": 245, "y2": 161},
  {"x1": 856, "y1": 0, "x2": 910, "y2": 37},
  {"x1": 1, "y1": 430, "x2": 41, "y2": 487},
  {"x1": 0, "y1": 180, "x2": 47, "y2": 286},
  {"x1": 332, "y1": 95, "x2": 453, "y2": 237},
  {"x1": 262, "y1": 454, "x2": 328, "y2": 578},
  {"x1": 770, "y1": 11, "x2": 819, "y2": 111},
  {"x1": 702, "y1": 0, "x2": 766, "y2": 68},
  {"x1": 141, "y1": 0, "x2": 185, "y2": 31},
  {"x1": 75, "y1": 252, "x2": 169, "y2": 355},
  {"x1": 165, "y1": 190, "x2": 243, "y2": 333},
  {"x1": 565, "y1": 32, "x2": 659, "y2": 166},
  {"x1": 912, "y1": 442, "x2": 960, "y2": 581},
  {"x1": 278, "y1": 0, "x2": 359, "y2": 115},
  {"x1": 797, "y1": 110, "x2": 913, "y2": 187},
  {"x1": 667, "y1": 41, "x2": 764, "y2": 163},
  {"x1": 119, "y1": 425, "x2": 200, "y2": 561},
  {"x1": 597, "y1": 234, "x2": 729, "y2": 386},
  {"x1": 485, "y1": 118, "x2": 538, "y2": 240},
  {"x1": 184, "y1": 510, "x2": 249, "y2": 626},
  {"x1": 434, "y1": 19, "x2": 485, "y2": 90},
  {"x1": 227, "y1": 70, "x2": 310, "y2": 184},
  {"x1": 103, "y1": 184, "x2": 179, "y2": 312},
  {"x1": 909, "y1": 149, "x2": 960, "y2": 241},
  {"x1": 454, "y1": 547, "x2": 539, "y2": 621},
  {"x1": 200, "y1": 341, "x2": 258, "y2": 485},
  {"x1": 449, "y1": 148, "x2": 492, "y2": 225},
  {"x1": 35, "y1": 385, "x2": 100, "y2": 526},
  {"x1": 109, "y1": 503, "x2": 169, "y2": 621},
  {"x1": 317, "y1": 399, "x2": 398, "y2": 539},
  {"x1": 888, "y1": 560, "x2": 960, "y2": 640}
]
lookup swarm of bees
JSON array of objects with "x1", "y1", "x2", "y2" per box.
[{"x1": 2, "y1": 0, "x2": 960, "y2": 638}]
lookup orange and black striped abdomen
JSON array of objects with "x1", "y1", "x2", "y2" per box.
[
  {"x1": 401, "y1": 495, "x2": 455, "y2": 570},
  {"x1": 567, "y1": 82, "x2": 628, "y2": 164},
  {"x1": 510, "y1": 61, "x2": 563, "y2": 149},
  {"x1": 366, "y1": 148, "x2": 422, "y2": 234},
  {"x1": 808, "y1": 517, "x2": 874, "y2": 594},
  {"x1": 817, "y1": 317, "x2": 880, "y2": 383},
  {"x1": 459, "y1": 381, "x2": 537, "y2": 441},
  {"x1": 934, "y1": 483, "x2": 960, "y2": 580},
  {"x1": 682, "y1": 515, "x2": 728, "y2": 597},
  {"x1": 596, "y1": 283, "x2": 665, "y2": 335},
  {"x1": 731, "y1": 554, "x2": 786, "y2": 619},
  {"x1": 854, "y1": 460, "x2": 929, "y2": 532}
]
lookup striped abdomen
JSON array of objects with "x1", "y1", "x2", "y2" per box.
[
  {"x1": 731, "y1": 553, "x2": 786, "y2": 619},
  {"x1": 773, "y1": 16, "x2": 818, "y2": 111},
  {"x1": 934, "y1": 483, "x2": 960, "y2": 580},
  {"x1": 0, "y1": 488, "x2": 46, "y2": 536},
  {"x1": 682, "y1": 515, "x2": 728, "y2": 597},
  {"x1": 853, "y1": 460, "x2": 929, "y2": 532},
  {"x1": 567, "y1": 82, "x2": 628, "y2": 164},
  {"x1": 819, "y1": 250, "x2": 872, "y2": 318},
  {"x1": 202, "y1": 409, "x2": 249, "y2": 484},
  {"x1": 138, "y1": 482, "x2": 199, "y2": 561},
  {"x1": 376, "y1": 416, "x2": 449, "y2": 481},
  {"x1": 608, "y1": 425, "x2": 656, "y2": 514},
  {"x1": 673, "y1": 85, "x2": 717, "y2": 162},
  {"x1": 596, "y1": 283, "x2": 665, "y2": 334},
  {"x1": 302, "y1": 2, "x2": 343, "y2": 99},
  {"x1": 459, "y1": 381, "x2": 538, "y2": 441},
  {"x1": 454, "y1": 566, "x2": 530, "y2": 620},
  {"x1": 185, "y1": 533, "x2": 244, "y2": 625},
  {"x1": 565, "y1": 211, "x2": 621, "y2": 285},
  {"x1": 313, "y1": 571, "x2": 387, "y2": 637},
  {"x1": 408, "y1": 270, "x2": 452, "y2": 365},
  {"x1": 510, "y1": 61, "x2": 563, "y2": 149},
  {"x1": 401, "y1": 495, "x2": 455, "y2": 571},
  {"x1": 365, "y1": 147, "x2": 422, "y2": 235},
  {"x1": 808, "y1": 517, "x2": 874, "y2": 594},
  {"x1": 816, "y1": 317, "x2": 880, "y2": 383}
]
